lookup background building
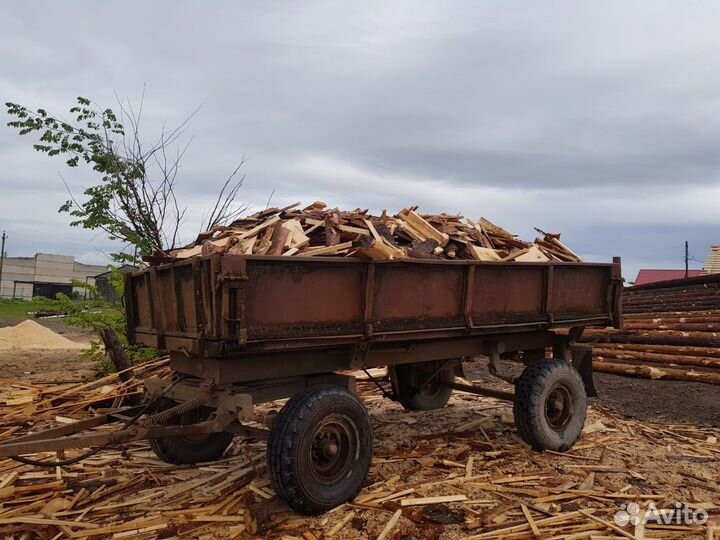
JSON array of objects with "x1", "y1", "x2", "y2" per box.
[
  {"x1": 634, "y1": 269, "x2": 705, "y2": 286},
  {"x1": 704, "y1": 245, "x2": 720, "y2": 275},
  {"x1": 94, "y1": 264, "x2": 138, "y2": 304},
  {"x1": 0, "y1": 254, "x2": 107, "y2": 300}
]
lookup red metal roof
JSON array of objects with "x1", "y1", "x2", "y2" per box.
[{"x1": 634, "y1": 269, "x2": 705, "y2": 286}]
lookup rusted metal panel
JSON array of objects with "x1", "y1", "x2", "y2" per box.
[
  {"x1": 170, "y1": 330, "x2": 560, "y2": 385},
  {"x1": 372, "y1": 264, "x2": 465, "y2": 330},
  {"x1": 241, "y1": 260, "x2": 364, "y2": 338},
  {"x1": 471, "y1": 266, "x2": 544, "y2": 322},
  {"x1": 154, "y1": 266, "x2": 176, "y2": 333},
  {"x1": 551, "y1": 266, "x2": 609, "y2": 316},
  {"x1": 127, "y1": 256, "x2": 622, "y2": 359},
  {"x1": 176, "y1": 265, "x2": 196, "y2": 332},
  {"x1": 132, "y1": 274, "x2": 151, "y2": 329}
]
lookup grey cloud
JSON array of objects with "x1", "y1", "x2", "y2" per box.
[{"x1": 1, "y1": 0, "x2": 719, "y2": 275}]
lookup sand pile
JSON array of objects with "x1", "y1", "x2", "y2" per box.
[{"x1": 0, "y1": 320, "x2": 88, "y2": 350}]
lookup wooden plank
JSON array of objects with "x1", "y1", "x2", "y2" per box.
[
  {"x1": 464, "y1": 510, "x2": 591, "y2": 539},
  {"x1": 578, "y1": 510, "x2": 638, "y2": 540},
  {"x1": 514, "y1": 245, "x2": 550, "y2": 262},
  {"x1": 363, "y1": 219, "x2": 383, "y2": 242},
  {"x1": 174, "y1": 245, "x2": 203, "y2": 259},
  {"x1": 467, "y1": 245, "x2": 502, "y2": 261},
  {"x1": 479, "y1": 217, "x2": 514, "y2": 239},
  {"x1": 236, "y1": 214, "x2": 280, "y2": 239},
  {"x1": 338, "y1": 224, "x2": 370, "y2": 236},
  {"x1": 400, "y1": 494, "x2": 468, "y2": 507},
  {"x1": 396, "y1": 220, "x2": 426, "y2": 242},
  {"x1": 288, "y1": 220, "x2": 310, "y2": 249},
  {"x1": 520, "y1": 504, "x2": 541, "y2": 536},
  {"x1": 302, "y1": 242, "x2": 353, "y2": 257},
  {"x1": 399, "y1": 210, "x2": 449, "y2": 247},
  {"x1": 376, "y1": 509, "x2": 402, "y2": 540},
  {"x1": 327, "y1": 511, "x2": 355, "y2": 537},
  {"x1": 0, "y1": 516, "x2": 97, "y2": 529}
]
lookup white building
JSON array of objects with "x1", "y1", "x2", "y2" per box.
[{"x1": 0, "y1": 253, "x2": 107, "y2": 300}]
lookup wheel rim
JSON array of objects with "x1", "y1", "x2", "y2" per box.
[
  {"x1": 544, "y1": 384, "x2": 573, "y2": 431},
  {"x1": 418, "y1": 380, "x2": 443, "y2": 399},
  {"x1": 309, "y1": 414, "x2": 358, "y2": 484},
  {"x1": 415, "y1": 365, "x2": 446, "y2": 398}
]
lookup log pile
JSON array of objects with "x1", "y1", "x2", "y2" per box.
[
  {"x1": 0, "y1": 365, "x2": 717, "y2": 539},
  {"x1": 582, "y1": 273, "x2": 720, "y2": 384},
  {"x1": 163, "y1": 202, "x2": 582, "y2": 263},
  {"x1": 624, "y1": 273, "x2": 720, "y2": 315}
]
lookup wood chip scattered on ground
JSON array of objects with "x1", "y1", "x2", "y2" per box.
[
  {"x1": 158, "y1": 202, "x2": 582, "y2": 263},
  {"x1": 0, "y1": 362, "x2": 717, "y2": 539}
]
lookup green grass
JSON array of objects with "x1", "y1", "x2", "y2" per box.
[
  {"x1": 0, "y1": 297, "x2": 120, "y2": 322},
  {"x1": 0, "y1": 298, "x2": 56, "y2": 321}
]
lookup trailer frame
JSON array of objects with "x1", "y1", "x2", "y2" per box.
[{"x1": 0, "y1": 254, "x2": 623, "y2": 515}]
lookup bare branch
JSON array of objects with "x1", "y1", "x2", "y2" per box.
[{"x1": 202, "y1": 156, "x2": 249, "y2": 232}]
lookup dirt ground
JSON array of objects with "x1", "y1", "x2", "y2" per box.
[
  {"x1": 594, "y1": 372, "x2": 720, "y2": 426},
  {"x1": 0, "y1": 319, "x2": 96, "y2": 382}
]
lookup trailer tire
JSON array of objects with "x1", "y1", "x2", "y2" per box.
[
  {"x1": 513, "y1": 359, "x2": 586, "y2": 452},
  {"x1": 267, "y1": 386, "x2": 373, "y2": 515},
  {"x1": 149, "y1": 404, "x2": 233, "y2": 465},
  {"x1": 395, "y1": 361, "x2": 454, "y2": 411}
]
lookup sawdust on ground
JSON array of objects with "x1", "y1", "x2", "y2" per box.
[
  {"x1": 0, "y1": 361, "x2": 718, "y2": 539},
  {"x1": 0, "y1": 319, "x2": 89, "y2": 350}
]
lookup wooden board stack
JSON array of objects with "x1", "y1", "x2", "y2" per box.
[
  {"x1": 164, "y1": 202, "x2": 582, "y2": 263},
  {"x1": 704, "y1": 244, "x2": 720, "y2": 274}
]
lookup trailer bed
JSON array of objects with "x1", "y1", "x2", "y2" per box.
[{"x1": 127, "y1": 254, "x2": 622, "y2": 357}]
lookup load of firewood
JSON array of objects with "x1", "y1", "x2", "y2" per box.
[{"x1": 166, "y1": 202, "x2": 582, "y2": 262}]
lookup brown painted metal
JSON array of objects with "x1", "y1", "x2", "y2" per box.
[
  {"x1": 127, "y1": 256, "x2": 622, "y2": 366},
  {"x1": 0, "y1": 419, "x2": 218, "y2": 458},
  {"x1": 4, "y1": 411, "x2": 134, "y2": 445}
]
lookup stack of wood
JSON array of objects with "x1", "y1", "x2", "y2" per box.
[
  {"x1": 704, "y1": 244, "x2": 720, "y2": 274},
  {"x1": 0, "y1": 366, "x2": 716, "y2": 539},
  {"x1": 581, "y1": 273, "x2": 720, "y2": 384},
  {"x1": 165, "y1": 202, "x2": 582, "y2": 263}
]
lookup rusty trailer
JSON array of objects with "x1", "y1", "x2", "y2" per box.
[{"x1": 0, "y1": 254, "x2": 623, "y2": 514}]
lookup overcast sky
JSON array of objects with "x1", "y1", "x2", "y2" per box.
[{"x1": 2, "y1": 1, "x2": 719, "y2": 280}]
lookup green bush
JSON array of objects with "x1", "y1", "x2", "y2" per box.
[{"x1": 47, "y1": 270, "x2": 157, "y2": 373}]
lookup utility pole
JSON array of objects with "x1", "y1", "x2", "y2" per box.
[
  {"x1": 685, "y1": 240, "x2": 689, "y2": 279},
  {"x1": 0, "y1": 231, "x2": 6, "y2": 298}
]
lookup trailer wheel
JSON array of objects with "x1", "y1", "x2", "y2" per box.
[
  {"x1": 267, "y1": 386, "x2": 373, "y2": 515},
  {"x1": 149, "y1": 403, "x2": 233, "y2": 465},
  {"x1": 513, "y1": 359, "x2": 587, "y2": 452},
  {"x1": 395, "y1": 361, "x2": 454, "y2": 411}
]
